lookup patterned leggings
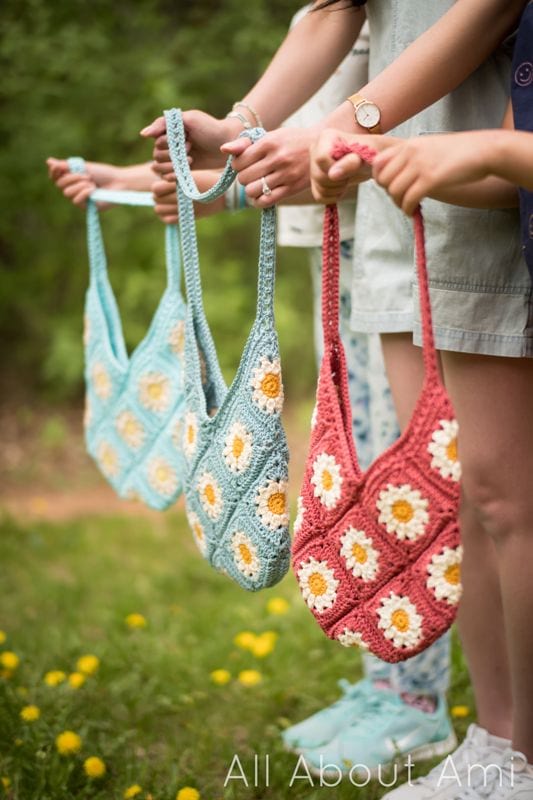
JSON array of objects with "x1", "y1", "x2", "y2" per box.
[{"x1": 310, "y1": 240, "x2": 451, "y2": 696}]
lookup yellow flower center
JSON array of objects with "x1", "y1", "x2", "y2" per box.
[
  {"x1": 267, "y1": 492, "x2": 286, "y2": 516},
  {"x1": 446, "y1": 438, "x2": 458, "y2": 462},
  {"x1": 308, "y1": 572, "x2": 328, "y2": 597},
  {"x1": 392, "y1": 499, "x2": 414, "y2": 523},
  {"x1": 156, "y1": 466, "x2": 169, "y2": 482},
  {"x1": 321, "y1": 469, "x2": 333, "y2": 491},
  {"x1": 239, "y1": 543, "x2": 253, "y2": 565},
  {"x1": 204, "y1": 484, "x2": 216, "y2": 505},
  {"x1": 124, "y1": 419, "x2": 138, "y2": 435},
  {"x1": 261, "y1": 373, "x2": 280, "y2": 398},
  {"x1": 148, "y1": 382, "x2": 163, "y2": 399},
  {"x1": 232, "y1": 436, "x2": 244, "y2": 459},
  {"x1": 391, "y1": 609, "x2": 410, "y2": 632},
  {"x1": 444, "y1": 563, "x2": 461, "y2": 585},
  {"x1": 352, "y1": 543, "x2": 368, "y2": 564},
  {"x1": 187, "y1": 425, "x2": 195, "y2": 444}
]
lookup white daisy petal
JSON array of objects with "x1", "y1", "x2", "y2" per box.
[
  {"x1": 231, "y1": 531, "x2": 260, "y2": 579},
  {"x1": 427, "y1": 545, "x2": 463, "y2": 605},
  {"x1": 96, "y1": 441, "x2": 120, "y2": 478},
  {"x1": 311, "y1": 453, "x2": 343, "y2": 510},
  {"x1": 147, "y1": 457, "x2": 178, "y2": 497},
  {"x1": 297, "y1": 557, "x2": 339, "y2": 614},
  {"x1": 138, "y1": 372, "x2": 171, "y2": 414},
  {"x1": 115, "y1": 410, "x2": 146, "y2": 450},
  {"x1": 293, "y1": 496, "x2": 306, "y2": 534},
  {"x1": 251, "y1": 357, "x2": 284, "y2": 414},
  {"x1": 428, "y1": 419, "x2": 462, "y2": 482},
  {"x1": 339, "y1": 527, "x2": 379, "y2": 581},
  {"x1": 337, "y1": 628, "x2": 370, "y2": 650},
  {"x1": 376, "y1": 484, "x2": 429, "y2": 541},
  {"x1": 255, "y1": 479, "x2": 289, "y2": 529},
  {"x1": 197, "y1": 472, "x2": 223, "y2": 520},
  {"x1": 168, "y1": 320, "x2": 185, "y2": 357},
  {"x1": 377, "y1": 593, "x2": 423, "y2": 650},
  {"x1": 92, "y1": 362, "x2": 112, "y2": 401},
  {"x1": 223, "y1": 422, "x2": 253, "y2": 473},
  {"x1": 186, "y1": 507, "x2": 207, "y2": 556}
]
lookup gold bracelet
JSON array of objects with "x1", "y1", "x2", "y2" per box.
[
  {"x1": 225, "y1": 111, "x2": 252, "y2": 130},
  {"x1": 232, "y1": 101, "x2": 263, "y2": 129}
]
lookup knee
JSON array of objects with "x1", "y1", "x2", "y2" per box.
[{"x1": 460, "y1": 455, "x2": 526, "y2": 545}]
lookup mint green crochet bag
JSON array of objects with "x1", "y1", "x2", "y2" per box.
[
  {"x1": 164, "y1": 109, "x2": 290, "y2": 589},
  {"x1": 68, "y1": 157, "x2": 186, "y2": 510}
]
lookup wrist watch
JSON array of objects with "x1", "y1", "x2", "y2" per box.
[{"x1": 347, "y1": 93, "x2": 382, "y2": 134}]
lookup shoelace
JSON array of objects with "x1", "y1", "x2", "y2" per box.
[
  {"x1": 414, "y1": 738, "x2": 508, "y2": 789},
  {"x1": 457, "y1": 749, "x2": 529, "y2": 799}
]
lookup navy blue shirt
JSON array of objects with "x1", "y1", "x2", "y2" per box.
[{"x1": 511, "y1": 1, "x2": 533, "y2": 279}]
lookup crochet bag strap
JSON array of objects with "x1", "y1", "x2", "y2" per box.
[
  {"x1": 164, "y1": 108, "x2": 276, "y2": 326},
  {"x1": 329, "y1": 141, "x2": 440, "y2": 384},
  {"x1": 67, "y1": 157, "x2": 182, "y2": 294}
]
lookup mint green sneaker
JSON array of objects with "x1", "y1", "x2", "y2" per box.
[
  {"x1": 302, "y1": 691, "x2": 457, "y2": 779},
  {"x1": 282, "y1": 678, "x2": 379, "y2": 752}
]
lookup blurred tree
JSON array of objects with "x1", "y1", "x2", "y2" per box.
[{"x1": 0, "y1": 0, "x2": 316, "y2": 402}]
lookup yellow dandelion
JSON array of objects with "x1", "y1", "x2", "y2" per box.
[
  {"x1": 76, "y1": 654, "x2": 99, "y2": 675},
  {"x1": 233, "y1": 631, "x2": 257, "y2": 651},
  {"x1": 0, "y1": 652, "x2": 19, "y2": 671},
  {"x1": 68, "y1": 672, "x2": 86, "y2": 689},
  {"x1": 266, "y1": 597, "x2": 289, "y2": 615},
  {"x1": 56, "y1": 730, "x2": 82, "y2": 756},
  {"x1": 1, "y1": 777, "x2": 11, "y2": 789},
  {"x1": 84, "y1": 756, "x2": 106, "y2": 778},
  {"x1": 451, "y1": 705, "x2": 471, "y2": 719},
  {"x1": 176, "y1": 788, "x2": 200, "y2": 800},
  {"x1": 238, "y1": 669, "x2": 263, "y2": 687},
  {"x1": 44, "y1": 670, "x2": 66, "y2": 687},
  {"x1": 125, "y1": 613, "x2": 147, "y2": 629},
  {"x1": 20, "y1": 705, "x2": 40, "y2": 722},
  {"x1": 123, "y1": 785, "x2": 143, "y2": 799},
  {"x1": 0, "y1": 631, "x2": 6, "y2": 645},
  {"x1": 210, "y1": 669, "x2": 231, "y2": 686},
  {"x1": 251, "y1": 632, "x2": 277, "y2": 658}
]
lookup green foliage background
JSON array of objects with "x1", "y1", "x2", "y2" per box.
[{"x1": 0, "y1": 0, "x2": 316, "y2": 402}]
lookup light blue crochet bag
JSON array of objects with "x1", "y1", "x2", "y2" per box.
[
  {"x1": 68, "y1": 157, "x2": 186, "y2": 510},
  {"x1": 164, "y1": 109, "x2": 291, "y2": 590}
]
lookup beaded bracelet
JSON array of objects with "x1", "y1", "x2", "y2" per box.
[
  {"x1": 232, "y1": 101, "x2": 264, "y2": 129},
  {"x1": 225, "y1": 111, "x2": 252, "y2": 130}
]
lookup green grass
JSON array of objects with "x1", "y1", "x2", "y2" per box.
[{"x1": 0, "y1": 512, "x2": 475, "y2": 800}]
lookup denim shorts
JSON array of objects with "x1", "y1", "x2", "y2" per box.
[{"x1": 350, "y1": 180, "x2": 533, "y2": 358}]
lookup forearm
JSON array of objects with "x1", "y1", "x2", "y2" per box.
[
  {"x1": 112, "y1": 162, "x2": 157, "y2": 191},
  {"x1": 243, "y1": 4, "x2": 365, "y2": 130},
  {"x1": 321, "y1": 0, "x2": 524, "y2": 136},
  {"x1": 430, "y1": 176, "x2": 519, "y2": 209}
]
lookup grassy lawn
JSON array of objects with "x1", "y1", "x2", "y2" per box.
[{"x1": 0, "y1": 510, "x2": 474, "y2": 800}]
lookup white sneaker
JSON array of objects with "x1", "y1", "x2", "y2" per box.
[
  {"x1": 456, "y1": 748, "x2": 533, "y2": 799},
  {"x1": 380, "y1": 724, "x2": 511, "y2": 799}
]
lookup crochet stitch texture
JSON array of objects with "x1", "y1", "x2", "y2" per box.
[
  {"x1": 69, "y1": 157, "x2": 187, "y2": 510},
  {"x1": 165, "y1": 109, "x2": 290, "y2": 590},
  {"x1": 292, "y1": 142, "x2": 462, "y2": 662}
]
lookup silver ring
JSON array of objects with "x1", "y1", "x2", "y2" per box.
[{"x1": 261, "y1": 176, "x2": 272, "y2": 196}]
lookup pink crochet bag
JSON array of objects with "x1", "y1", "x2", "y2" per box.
[{"x1": 292, "y1": 141, "x2": 462, "y2": 663}]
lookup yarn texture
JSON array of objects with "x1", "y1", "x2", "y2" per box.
[
  {"x1": 165, "y1": 109, "x2": 291, "y2": 590},
  {"x1": 291, "y1": 142, "x2": 462, "y2": 662},
  {"x1": 69, "y1": 157, "x2": 187, "y2": 510}
]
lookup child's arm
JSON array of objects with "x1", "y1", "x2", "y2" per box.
[
  {"x1": 371, "y1": 129, "x2": 526, "y2": 215},
  {"x1": 46, "y1": 159, "x2": 156, "y2": 205},
  {"x1": 141, "y1": 3, "x2": 365, "y2": 169},
  {"x1": 221, "y1": 0, "x2": 523, "y2": 208}
]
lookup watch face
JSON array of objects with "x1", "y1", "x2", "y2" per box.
[{"x1": 355, "y1": 101, "x2": 381, "y2": 129}]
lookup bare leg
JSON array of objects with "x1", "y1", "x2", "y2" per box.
[
  {"x1": 380, "y1": 333, "x2": 426, "y2": 430},
  {"x1": 442, "y1": 351, "x2": 533, "y2": 759}
]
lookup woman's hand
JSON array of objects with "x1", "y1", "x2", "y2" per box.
[
  {"x1": 46, "y1": 158, "x2": 124, "y2": 206},
  {"x1": 152, "y1": 170, "x2": 227, "y2": 224},
  {"x1": 141, "y1": 110, "x2": 243, "y2": 174},
  {"x1": 309, "y1": 129, "x2": 386, "y2": 204},
  {"x1": 220, "y1": 127, "x2": 318, "y2": 208},
  {"x1": 372, "y1": 133, "x2": 493, "y2": 215}
]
